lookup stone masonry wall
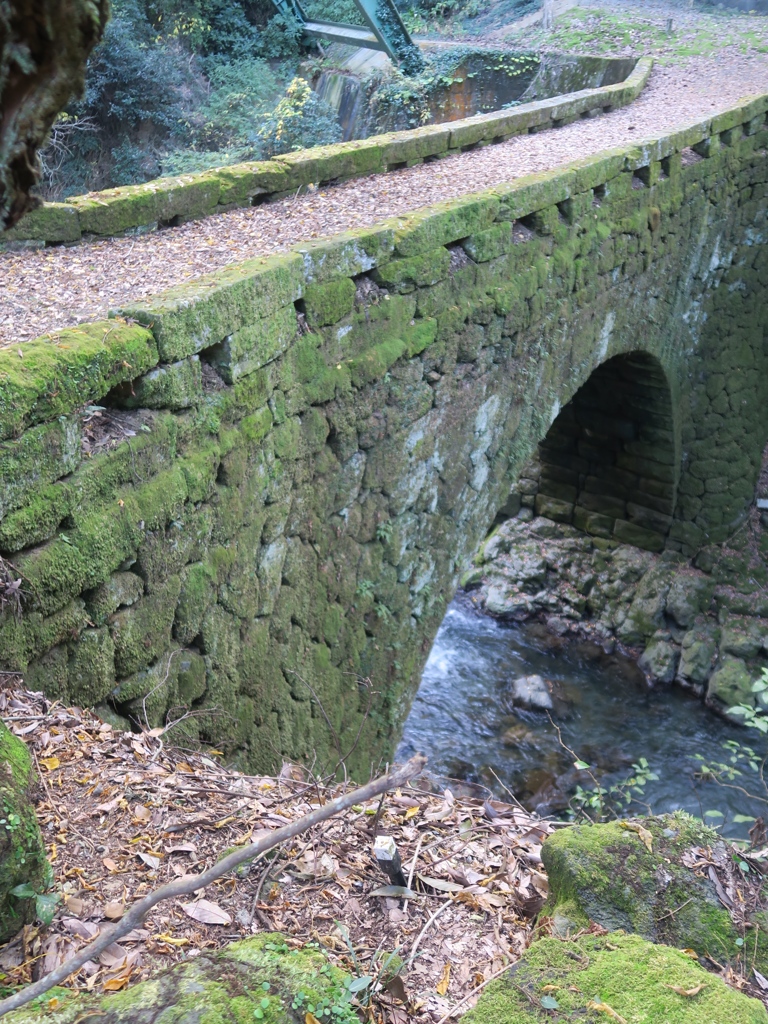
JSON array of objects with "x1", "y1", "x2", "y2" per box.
[{"x1": 0, "y1": 95, "x2": 766, "y2": 776}]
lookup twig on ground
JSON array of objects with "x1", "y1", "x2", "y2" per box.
[{"x1": 0, "y1": 754, "x2": 426, "y2": 1018}]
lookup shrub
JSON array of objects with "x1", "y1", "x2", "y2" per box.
[{"x1": 257, "y1": 78, "x2": 342, "y2": 156}]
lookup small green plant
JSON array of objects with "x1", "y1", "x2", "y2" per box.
[
  {"x1": 376, "y1": 520, "x2": 394, "y2": 543},
  {"x1": 569, "y1": 757, "x2": 659, "y2": 822},
  {"x1": 355, "y1": 579, "x2": 375, "y2": 599},
  {"x1": 10, "y1": 882, "x2": 60, "y2": 926}
]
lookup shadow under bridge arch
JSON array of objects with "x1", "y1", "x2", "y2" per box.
[{"x1": 521, "y1": 352, "x2": 679, "y2": 553}]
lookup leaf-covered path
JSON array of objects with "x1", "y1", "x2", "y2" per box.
[{"x1": 1, "y1": 46, "x2": 768, "y2": 346}]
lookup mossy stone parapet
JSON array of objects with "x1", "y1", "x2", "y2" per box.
[
  {"x1": 0, "y1": 94, "x2": 766, "y2": 772},
  {"x1": 1, "y1": 59, "x2": 653, "y2": 248},
  {"x1": 462, "y1": 932, "x2": 768, "y2": 1023},
  {"x1": 1, "y1": 933, "x2": 359, "y2": 1023},
  {"x1": 0, "y1": 723, "x2": 48, "y2": 943}
]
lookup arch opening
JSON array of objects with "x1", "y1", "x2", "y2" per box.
[{"x1": 518, "y1": 352, "x2": 677, "y2": 552}]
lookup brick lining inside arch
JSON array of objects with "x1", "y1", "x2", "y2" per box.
[{"x1": 517, "y1": 353, "x2": 677, "y2": 552}]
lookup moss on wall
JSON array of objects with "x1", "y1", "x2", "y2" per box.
[{"x1": 0, "y1": 98, "x2": 766, "y2": 774}]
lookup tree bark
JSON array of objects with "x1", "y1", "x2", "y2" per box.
[{"x1": 0, "y1": 0, "x2": 109, "y2": 230}]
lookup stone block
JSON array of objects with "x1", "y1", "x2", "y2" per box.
[
  {"x1": 679, "y1": 631, "x2": 717, "y2": 685},
  {"x1": 626, "y1": 502, "x2": 672, "y2": 535},
  {"x1": 394, "y1": 193, "x2": 500, "y2": 258},
  {"x1": 3, "y1": 202, "x2": 81, "y2": 244},
  {"x1": 535, "y1": 495, "x2": 574, "y2": 523},
  {"x1": 295, "y1": 225, "x2": 395, "y2": 284},
  {"x1": 373, "y1": 248, "x2": 451, "y2": 292},
  {"x1": 116, "y1": 252, "x2": 304, "y2": 362},
  {"x1": 205, "y1": 304, "x2": 299, "y2": 384},
  {"x1": 573, "y1": 506, "x2": 614, "y2": 538},
  {"x1": 302, "y1": 277, "x2": 356, "y2": 326},
  {"x1": 0, "y1": 416, "x2": 81, "y2": 520},
  {"x1": 612, "y1": 520, "x2": 665, "y2": 552},
  {"x1": 68, "y1": 626, "x2": 115, "y2": 705},
  {"x1": 116, "y1": 356, "x2": 203, "y2": 410},
  {"x1": 0, "y1": 322, "x2": 158, "y2": 442},
  {"x1": 109, "y1": 575, "x2": 182, "y2": 677}
]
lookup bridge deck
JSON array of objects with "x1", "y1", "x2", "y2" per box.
[{"x1": 2, "y1": 53, "x2": 767, "y2": 347}]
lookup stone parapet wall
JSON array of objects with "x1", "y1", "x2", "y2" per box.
[
  {"x1": 2, "y1": 58, "x2": 651, "y2": 248},
  {"x1": 0, "y1": 92, "x2": 766, "y2": 772}
]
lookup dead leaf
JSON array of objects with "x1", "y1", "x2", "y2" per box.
[
  {"x1": 132, "y1": 804, "x2": 151, "y2": 822},
  {"x1": 367, "y1": 885, "x2": 419, "y2": 898},
  {"x1": 138, "y1": 852, "x2": 160, "y2": 870},
  {"x1": 103, "y1": 902, "x2": 124, "y2": 921},
  {"x1": 436, "y1": 962, "x2": 450, "y2": 996},
  {"x1": 305, "y1": 1014, "x2": 321, "y2": 1024},
  {"x1": 156, "y1": 933, "x2": 189, "y2": 947},
  {"x1": 102, "y1": 858, "x2": 118, "y2": 872},
  {"x1": 754, "y1": 969, "x2": 768, "y2": 991},
  {"x1": 181, "y1": 900, "x2": 232, "y2": 925},
  {"x1": 665, "y1": 984, "x2": 706, "y2": 997},
  {"x1": 619, "y1": 821, "x2": 653, "y2": 852},
  {"x1": 587, "y1": 1001, "x2": 627, "y2": 1023},
  {"x1": 102, "y1": 972, "x2": 131, "y2": 992},
  {"x1": 40, "y1": 756, "x2": 60, "y2": 771},
  {"x1": 416, "y1": 874, "x2": 464, "y2": 894},
  {"x1": 65, "y1": 897, "x2": 85, "y2": 916}
]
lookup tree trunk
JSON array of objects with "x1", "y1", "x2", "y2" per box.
[
  {"x1": 542, "y1": 0, "x2": 554, "y2": 31},
  {"x1": 0, "y1": 0, "x2": 109, "y2": 231}
]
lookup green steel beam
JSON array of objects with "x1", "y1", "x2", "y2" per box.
[{"x1": 269, "y1": 0, "x2": 426, "y2": 74}]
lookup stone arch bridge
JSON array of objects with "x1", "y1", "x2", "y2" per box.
[{"x1": 0, "y1": 95, "x2": 766, "y2": 775}]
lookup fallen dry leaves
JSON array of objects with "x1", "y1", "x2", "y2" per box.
[{"x1": 0, "y1": 685, "x2": 553, "y2": 1022}]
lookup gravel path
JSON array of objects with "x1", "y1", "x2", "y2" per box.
[{"x1": 2, "y1": 52, "x2": 768, "y2": 347}]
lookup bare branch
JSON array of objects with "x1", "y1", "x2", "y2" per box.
[{"x1": 0, "y1": 754, "x2": 427, "y2": 1018}]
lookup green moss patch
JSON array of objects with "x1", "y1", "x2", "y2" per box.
[
  {"x1": 0, "y1": 322, "x2": 158, "y2": 441},
  {"x1": 462, "y1": 933, "x2": 768, "y2": 1024},
  {"x1": 3, "y1": 933, "x2": 360, "y2": 1023},
  {"x1": 541, "y1": 813, "x2": 768, "y2": 972},
  {"x1": 0, "y1": 723, "x2": 48, "y2": 943}
]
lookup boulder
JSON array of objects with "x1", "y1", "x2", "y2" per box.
[
  {"x1": 540, "y1": 812, "x2": 768, "y2": 973},
  {"x1": 3, "y1": 933, "x2": 359, "y2": 1023},
  {"x1": 0, "y1": 722, "x2": 48, "y2": 942},
  {"x1": 638, "y1": 639, "x2": 679, "y2": 683},
  {"x1": 706, "y1": 657, "x2": 754, "y2": 713},
  {"x1": 461, "y1": 932, "x2": 768, "y2": 1023},
  {"x1": 666, "y1": 573, "x2": 714, "y2": 628},
  {"x1": 508, "y1": 674, "x2": 553, "y2": 711}
]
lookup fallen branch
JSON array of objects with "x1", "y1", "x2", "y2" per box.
[{"x1": 0, "y1": 754, "x2": 426, "y2": 1018}]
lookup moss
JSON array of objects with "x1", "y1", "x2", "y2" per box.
[
  {"x1": 4, "y1": 933, "x2": 360, "y2": 1023},
  {"x1": 109, "y1": 575, "x2": 182, "y2": 678},
  {"x1": 0, "y1": 483, "x2": 70, "y2": 553},
  {"x1": 69, "y1": 173, "x2": 220, "y2": 236},
  {"x1": 0, "y1": 722, "x2": 48, "y2": 943},
  {"x1": 541, "y1": 813, "x2": 767, "y2": 971},
  {"x1": 4, "y1": 202, "x2": 81, "y2": 243},
  {"x1": 116, "y1": 356, "x2": 203, "y2": 410},
  {"x1": 0, "y1": 322, "x2": 158, "y2": 441},
  {"x1": 215, "y1": 160, "x2": 289, "y2": 205},
  {"x1": 0, "y1": 411, "x2": 81, "y2": 516},
  {"x1": 393, "y1": 193, "x2": 500, "y2": 258},
  {"x1": 294, "y1": 225, "x2": 395, "y2": 284},
  {"x1": 302, "y1": 277, "x2": 356, "y2": 327},
  {"x1": 116, "y1": 253, "x2": 304, "y2": 362},
  {"x1": 346, "y1": 338, "x2": 408, "y2": 388},
  {"x1": 462, "y1": 933, "x2": 768, "y2": 1024},
  {"x1": 206, "y1": 304, "x2": 299, "y2": 384},
  {"x1": 373, "y1": 248, "x2": 451, "y2": 293},
  {"x1": 67, "y1": 626, "x2": 115, "y2": 705}
]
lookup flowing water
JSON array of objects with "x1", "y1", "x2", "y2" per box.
[{"x1": 397, "y1": 597, "x2": 768, "y2": 839}]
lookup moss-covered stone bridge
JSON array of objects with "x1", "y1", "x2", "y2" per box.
[{"x1": 0, "y1": 94, "x2": 766, "y2": 774}]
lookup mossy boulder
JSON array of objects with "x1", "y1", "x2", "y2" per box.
[
  {"x1": 5, "y1": 934, "x2": 359, "y2": 1023},
  {"x1": 541, "y1": 813, "x2": 768, "y2": 972},
  {"x1": 461, "y1": 932, "x2": 768, "y2": 1023},
  {"x1": 0, "y1": 722, "x2": 48, "y2": 942}
]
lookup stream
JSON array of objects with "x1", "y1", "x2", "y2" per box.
[{"x1": 397, "y1": 596, "x2": 768, "y2": 839}]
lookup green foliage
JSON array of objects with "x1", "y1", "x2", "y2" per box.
[
  {"x1": 257, "y1": 78, "x2": 342, "y2": 157},
  {"x1": 569, "y1": 756, "x2": 659, "y2": 822}
]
